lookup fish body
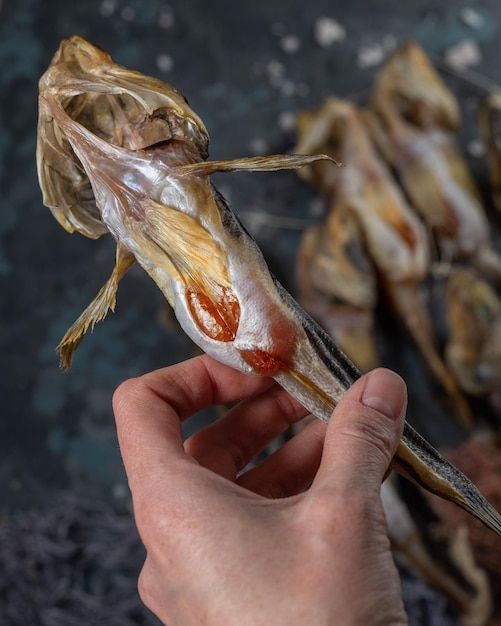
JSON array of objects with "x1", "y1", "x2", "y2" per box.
[
  {"x1": 37, "y1": 36, "x2": 501, "y2": 536},
  {"x1": 370, "y1": 41, "x2": 501, "y2": 281},
  {"x1": 295, "y1": 98, "x2": 471, "y2": 426},
  {"x1": 446, "y1": 267, "x2": 501, "y2": 396}
]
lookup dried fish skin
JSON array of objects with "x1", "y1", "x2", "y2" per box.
[
  {"x1": 371, "y1": 39, "x2": 460, "y2": 131},
  {"x1": 37, "y1": 35, "x2": 209, "y2": 238},
  {"x1": 446, "y1": 267, "x2": 501, "y2": 396},
  {"x1": 294, "y1": 98, "x2": 473, "y2": 425},
  {"x1": 37, "y1": 37, "x2": 501, "y2": 536},
  {"x1": 478, "y1": 91, "x2": 501, "y2": 211}
]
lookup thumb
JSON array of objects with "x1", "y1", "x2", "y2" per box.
[{"x1": 313, "y1": 368, "x2": 407, "y2": 496}]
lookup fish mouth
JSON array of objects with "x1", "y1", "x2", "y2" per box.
[{"x1": 41, "y1": 35, "x2": 210, "y2": 155}]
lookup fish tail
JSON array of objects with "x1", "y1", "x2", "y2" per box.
[{"x1": 395, "y1": 422, "x2": 501, "y2": 536}]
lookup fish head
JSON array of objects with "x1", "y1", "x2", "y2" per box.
[
  {"x1": 37, "y1": 35, "x2": 210, "y2": 238},
  {"x1": 372, "y1": 40, "x2": 460, "y2": 131}
]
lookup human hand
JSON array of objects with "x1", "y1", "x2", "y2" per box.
[{"x1": 113, "y1": 354, "x2": 409, "y2": 626}]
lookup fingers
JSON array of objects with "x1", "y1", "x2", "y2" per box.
[
  {"x1": 185, "y1": 383, "x2": 310, "y2": 479},
  {"x1": 236, "y1": 418, "x2": 327, "y2": 497},
  {"x1": 113, "y1": 354, "x2": 272, "y2": 492},
  {"x1": 312, "y1": 368, "x2": 407, "y2": 498}
]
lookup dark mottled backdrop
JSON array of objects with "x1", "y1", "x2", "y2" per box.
[{"x1": 1, "y1": 1, "x2": 501, "y2": 623}]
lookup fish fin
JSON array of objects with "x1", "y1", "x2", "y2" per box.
[
  {"x1": 58, "y1": 245, "x2": 135, "y2": 370},
  {"x1": 395, "y1": 424, "x2": 501, "y2": 537},
  {"x1": 143, "y1": 198, "x2": 231, "y2": 298},
  {"x1": 177, "y1": 153, "x2": 341, "y2": 177}
]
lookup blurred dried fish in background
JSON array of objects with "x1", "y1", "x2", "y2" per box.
[
  {"x1": 445, "y1": 267, "x2": 501, "y2": 398},
  {"x1": 293, "y1": 40, "x2": 501, "y2": 624},
  {"x1": 369, "y1": 41, "x2": 501, "y2": 283},
  {"x1": 294, "y1": 96, "x2": 471, "y2": 427}
]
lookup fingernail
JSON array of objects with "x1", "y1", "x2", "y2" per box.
[{"x1": 361, "y1": 369, "x2": 406, "y2": 421}]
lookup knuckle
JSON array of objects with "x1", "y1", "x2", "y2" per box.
[
  {"x1": 340, "y1": 417, "x2": 396, "y2": 468},
  {"x1": 112, "y1": 376, "x2": 144, "y2": 413}
]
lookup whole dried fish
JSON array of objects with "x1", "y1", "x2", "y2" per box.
[
  {"x1": 37, "y1": 36, "x2": 501, "y2": 536},
  {"x1": 296, "y1": 200, "x2": 380, "y2": 373},
  {"x1": 295, "y1": 97, "x2": 471, "y2": 427},
  {"x1": 446, "y1": 267, "x2": 501, "y2": 396},
  {"x1": 370, "y1": 41, "x2": 501, "y2": 282}
]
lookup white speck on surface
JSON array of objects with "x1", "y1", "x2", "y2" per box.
[
  {"x1": 120, "y1": 5, "x2": 136, "y2": 21},
  {"x1": 309, "y1": 197, "x2": 326, "y2": 218},
  {"x1": 278, "y1": 111, "x2": 296, "y2": 133},
  {"x1": 158, "y1": 5, "x2": 174, "y2": 29},
  {"x1": 357, "y1": 43, "x2": 385, "y2": 69},
  {"x1": 266, "y1": 59, "x2": 285, "y2": 79},
  {"x1": 467, "y1": 138, "x2": 485, "y2": 158},
  {"x1": 460, "y1": 7, "x2": 484, "y2": 29},
  {"x1": 279, "y1": 34, "x2": 301, "y2": 54},
  {"x1": 112, "y1": 483, "x2": 129, "y2": 500},
  {"x1": 156, "y1": 53, "x2": 174, "y2": 72},
  {"x1": 357, "y1": 36, "x2": 396, "y2": 69},
  {"x1": 314, "y1": 17, "x2": 346, "y2": 47},
  {"x1": 100, "y1": 0, "x2": 116, "y2": 17},
  {"x1": 444, "y1": 39, "x2": 482, "y2": 70},
  {"x1": 249, "y1": 137, "x2": 268, "y2": 155}
]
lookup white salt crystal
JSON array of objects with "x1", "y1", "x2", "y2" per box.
[
  {"x1": 460, "y1": 7, "x2": 484, "y2": 29},
  {"x1": 280, "y1": 34, "x2": 301, "y2": 54},
  {"x1": 249, "y1": 137, "x2": 268, "y2": 154},
  {"x1": 444, "y1": 39, "x2": 482, "y2": 70},
  {"x1": 467, "y1": 139, "x2": 485, "y2": 158},
  {"x1": 314, "y1": 17, "x2": 346, "y2": 47},
  {"x1": 278, "y1": 111, "x2": 296, "y2": 133},
  {"x1": 156, "y1": 53, "x2": 173, "y2": 72},
  {"x1": 357, "y1": 42, "x2": 385, "y2": 69}
]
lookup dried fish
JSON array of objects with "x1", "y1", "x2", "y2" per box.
[
  {"x1": 478, "y1": 91, "x2": 501, "y2": 212},
  {"x1": 295, "y1": 97, "x2": 471, "y2": 427},
  {"x1": 296, "y1": 201, "x2": 379, "y2": 373},
  {"x1": 370, "y1": 40, "x2": 461, "y2": 132},
  {"x1": 37, "y1": 36, "x2": 501, "y2": 536},
  {"x1": 382, "y1": 477, "x2": 492, "y2": 626},
  {"x1": 445, "y1": 267, "x2": 501, "y2": 396},
  {"x1": 370, "y1": 41, "x2": 501, "y2": 282}
]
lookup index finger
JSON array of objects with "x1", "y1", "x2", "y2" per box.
[{"x1": 113, "y1": 354, "x2": 273, "y2": 487}]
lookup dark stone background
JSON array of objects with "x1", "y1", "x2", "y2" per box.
[{"x1": 1, "y1": 1, "x2": 501, "y2": 623}]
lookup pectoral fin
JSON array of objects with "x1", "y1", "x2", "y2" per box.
[
  {"x1": 58, "y1": 245, "x2": 135, "y2": 370},
  {"x1": 177, "y1": 153, "x2": 341, "y2": 177}
]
